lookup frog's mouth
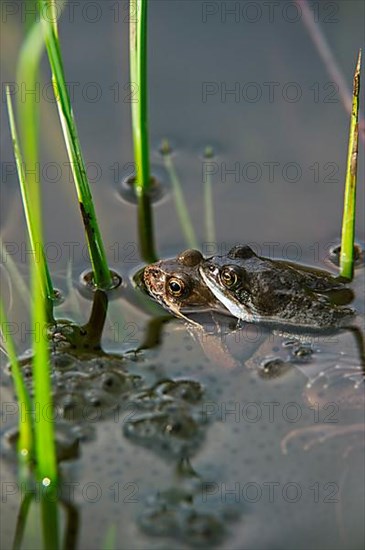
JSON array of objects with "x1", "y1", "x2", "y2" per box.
[{"x1": 199, "y1": 265, "x2": 257, "y2": 323}]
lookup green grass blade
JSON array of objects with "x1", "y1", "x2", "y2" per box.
[
  {"x1": 203, "y1": 146, "x2": 216, "y2": 243},
  {"x1": 12, "y1": 493, "x2": 33, "y2": 550},
  {"x1": 40, "y1": 496, "x2": 59, "y2": 550},
  {"x1": 130, "y1": 0, "x2": 151, "y2": 193},
  {"x1": 6, "y1": 88, "x2": 54, "y2": 316},
  {"x1": 17, "y1": 19, "x2": 43, "y2": 181},
  {"x1": 38, "y1": 0, "x2": 112, "y2": 289},
  {"x1": 31, "y1": 266, "x2": 58, "y2": 489},
  {"x1": 340, "y1": 50, "x2": 361, "y2": 280},
  {"x1": 23, "y1": 0, "x2": 39, "y2": 34},
  {"x1": 129, "y1": 0, "x2": 158, "y2": 261},
  {"x1": 11, "y1": 8, "x2": 59, "y2": 536},
  {"x1": 161, "y1": 141, "x2": 198, "y2": 249},
  {"x1": 102, "y1": 523, "x2": 117, "y2": 550},
  {"x1": 29, "y1": 184, "x2": 58, "y2": 492},
  {"x1": 12, "y1": 496, "x2": 59, "y2": 550},
  {"x1": 16, "y1": 9, "x2": 60, "y2": 544},
  {"x1": 26, "y1": 75, "x2": 60, "y2": 550},
  {"x1": 16, "y1": 16, "x2": 58, "y2": 317},
  {"x1": 0, "y1": 299, "x2": 33, "y2": 476}
]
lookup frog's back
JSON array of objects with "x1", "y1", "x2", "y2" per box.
[{"x1": 221, "y1": 246, "x2": 355, "y2": 328}]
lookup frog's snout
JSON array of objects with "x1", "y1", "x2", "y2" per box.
[
  {"x1": 143, "y1": 265, "x2": 157, "y2": 288},
  {"x1": 143, "y1": 265, "x2": 165, "y2": 296}
]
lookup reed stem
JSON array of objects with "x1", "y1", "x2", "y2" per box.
[
  {"x1": 203, "y1": 146, "x2": 216, "y2": 243},
  {"x1": 0, "y1": 299, "x2": 33, "y2": 476},
  {"x1": 339, "y1": 50, "x2": 361, "y2": 280},
  {"x1": 161, "y1": 141, "x2": 198, "y2": 249},
  {"x1": 130, "y1": 0, "x2": 151, "y2": 194},
  {"x1": 39, "y1": 0, "x2": 112, "y2": 289},
  {"x1": 6, "y1": 88, "x2": 54, "y2": 314}
]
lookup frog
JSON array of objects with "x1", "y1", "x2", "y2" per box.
[
  {"x1": 143, "y1": 249, "x2": 230, "y2": 323},
  {"x1": 199, "y1": 245, "x2": 355, "y2": 330},
  {"x1": 143, "y1": 249, "x2": 255, "y2": 367},
  {"x1": 143, "y1": 248, "x2": 363, "y2": 449},
  {"x1": 142, "y1": 247, "x2": 359, "y2": 368}
]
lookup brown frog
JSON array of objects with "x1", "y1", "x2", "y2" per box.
[{"x1": 143, "y1": 249, "x2": 229, "y2": 323}]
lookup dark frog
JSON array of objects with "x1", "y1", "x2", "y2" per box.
[{"x1": 199, "y1": 245, "x2": 355, "y2": 329}]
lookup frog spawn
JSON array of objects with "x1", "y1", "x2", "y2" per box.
[
  {"x1": 6, "y1": 346, "x2": 212, "y2": 462},
  {"x1": 4, "y1": 292, "x2": 213, "y2": 464},
  {"x1": 137, "y1": 457, "x2": 240, "y2": 547},
  {"x1": 5, "y1": 328, "x2": 234, "y2": 544},
  {"x1": 123, "y1": 379, "x2": 209, "y2": 459},
  {"x1": 123, "y1": 381, "x2": 242, "y2": 544},
  {"x1": 3, "y1": 349, "x2": 144, "y2": 452},
  {"x1": 44, "y1": 355, "x2": 143, "y2": 424},
  {"x1": 138, "y1": 486, "x2": 229, "y2": 547}
]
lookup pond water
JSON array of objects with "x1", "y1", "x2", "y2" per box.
[{"x1": 1, "y1": 1, "x2": 364, "y2": 549}]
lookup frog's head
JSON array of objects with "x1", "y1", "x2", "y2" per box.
[
  {"x1": 199, "y1": 246, "x2": 258, "y2": 322},
  {"x1": 143, "y1": 249, "x2": 227, "y2": 320}
]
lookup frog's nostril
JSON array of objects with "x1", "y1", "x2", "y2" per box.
[
  {"x1": 145, "y1": 267, "x2": 156, "y2": 278},
  {"x1": 143, "y1": 267, "x2": 157, "y2": 285}
]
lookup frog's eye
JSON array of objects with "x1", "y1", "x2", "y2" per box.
[
  {"x1": 220, "y1": 266, "x2": 240, "y2": 288},
  {"x1": 167, "y1": 277, "x2": 186, "y2": 297}
]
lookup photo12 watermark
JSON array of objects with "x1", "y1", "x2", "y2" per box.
[
  {"x1": 201, "y1": 81, "x2": 339, "y2": 104},
  {"x1": 200, "y1": 480, "x2": 340, "y2": 504},
  {"x1": 200, "y1": 399, "x2": 340, "y2": 424},
  {"x1": 201, "y1": 2, "x2": 340, "y2": 25},
  {"x1": 201, "y1": 159, "x2": 340, "y2": 184},
  {"x1": 1, "y1": 1, "x2": 137, "y2": 25},
  {"x1": 1, "y1": 479, "x2": 140, "y2": 504},
  {"x1": 1, "y1": 81, "x2": 141, "y2": 106}
]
